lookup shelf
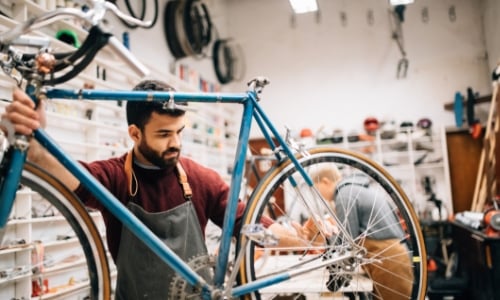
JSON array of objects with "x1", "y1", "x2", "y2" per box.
[
  {"x1": 0, "y1": 271, "x2": 32, "y2": 286},
  {"x1": 46, "y1": 111, "x2": 128, "y2": 134},
  {"x1": 43, "y1": 237, "x2": 78, "y2": 248},
  {"x1": 42, "y1": 256, "x2": 85, "y2": 275},
  {"x1": 314, "y1": 126, "x2": 453, "y2": 220},
  {"x1": 56, "y1": 139, "x2": 129, "y2": 153},
  {"x1": 0, "y1": 244, "x2": 34, "y2": 255},
  {"x1": 4, "y1": 218, "x2": 31, "y2": 225},
  {"x1": 33, "y1": 279, "x2": 90, "y2": 299}
]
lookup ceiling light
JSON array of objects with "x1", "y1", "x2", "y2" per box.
[
  {"x1": 289, "y1": 0, "x2": 318, "y2": 14},
  {"x1": 389, "y1": 0, "x2": 414, "y2": 5}
]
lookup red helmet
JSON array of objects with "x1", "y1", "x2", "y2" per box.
[
  {"x1": 364, "y1": 117, "x2": 379, "y2": 133},
  {"x1": 300, "y1": 128, "x2": 313, "y2": 138}
]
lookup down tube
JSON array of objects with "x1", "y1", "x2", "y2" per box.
[
  {"x1": 0, "y1": 149, "x2": 26, "y2": 226},
  {"x1": 214, "y1": 96, "x2": 255, "y2": 287},
  {"x1": 32, "y1": 129, "x2": 210, "y2": 292}
]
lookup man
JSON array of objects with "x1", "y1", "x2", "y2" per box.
[
  {"x1": 2, "y1": 80, "x2": 310, "y2": 299},
  {"x1": 311, "y1": 165, "x2": 414, "y2": 300}
]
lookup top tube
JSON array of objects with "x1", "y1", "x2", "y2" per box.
[{"x1": 45, "y1": 88, "x2": 251, "y2": 104}]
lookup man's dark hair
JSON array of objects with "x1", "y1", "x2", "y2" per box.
[{"x1": 126, "y1": 79, "x2": 187, "y2": 129}]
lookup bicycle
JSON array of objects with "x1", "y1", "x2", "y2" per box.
[{"x1": 0, "y1": 1, "x2": 427, "y2": 299}]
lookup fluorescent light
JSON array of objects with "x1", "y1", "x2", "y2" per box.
[
  {"x1": 289, "y1": 0, "x2": 318, "y2": 14},
  {"x1": 389, "y1": 0, "x2": 414, "y2": 5}
]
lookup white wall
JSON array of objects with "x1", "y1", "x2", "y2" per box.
[
  {"x1": 483, "y1": 0, "x2": 500, "y2": 69},
  {"x1": 223, "y1": 0, "x2": 491, "y2": 138}
]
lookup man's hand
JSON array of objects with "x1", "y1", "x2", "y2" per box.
[
  {"x1": 292, "y1": 215, "x2": 338, "y2": 245},
  {"x1": 268, "y1": 215, "x2": 338, "y2": 250},
  {"x1": 1, "y1": 88, "x2": 45, "y2": 135},
  {"x1": 1, "y1": 88, "x2": 79, "y2": 191}
]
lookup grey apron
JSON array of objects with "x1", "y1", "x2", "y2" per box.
[{"x1": 115, "y1": 153, "x2": 208, "y2": 299}]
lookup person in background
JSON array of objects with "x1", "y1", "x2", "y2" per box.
[
  {"x1": 2, "y1": 80, "x2": 310, "y2": 299},
  {"x1": 311, "y1": 165, "x2": 414, "y2": 300}
]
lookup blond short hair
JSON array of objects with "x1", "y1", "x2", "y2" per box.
[{"x1": 310, "y1": 164, "x2": 342, "y2": 184}]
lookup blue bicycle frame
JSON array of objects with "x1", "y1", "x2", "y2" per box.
[{"x1": 0, "y1": 86, "x2": 315, "y2": 298}]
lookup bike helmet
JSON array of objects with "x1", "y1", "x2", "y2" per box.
[
  {"x1": 417, "y1": 118, "x2": 432, "y2": 130},
  {"x1": 380, "y1": 119, "x2": 397, "y2": 139},
  {"x1": 363, "y1": 117, "x2": 379, "y2": 134},
  {"x1": 399, "y1": 121, "x2": 414, "y2": 133},
  {"x1": 300, "y1": 128, "x2": 313, "y2": 138}
]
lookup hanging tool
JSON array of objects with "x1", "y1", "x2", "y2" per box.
[{"x1": 390, "y1": 5, "x2": 409, "y2": 79}]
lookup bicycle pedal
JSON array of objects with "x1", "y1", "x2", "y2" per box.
[{"x1": 241, "y1": 224, "x2": 279, "y2": 246}]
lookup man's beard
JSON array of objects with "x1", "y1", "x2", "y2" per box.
[{"x1": 138, "y1": 139, "x2": 180, "y2": 169}]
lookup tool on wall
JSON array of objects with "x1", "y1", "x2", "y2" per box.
[
  {"x1": 422, "y1": 175, "x2": 448, "y2": 221},
  {"x1": 367, "y1": 9, "x2": 374, "y2": 26},
  {"x1": 389, "y1": 5, "x2": 409, "y2": 79}
]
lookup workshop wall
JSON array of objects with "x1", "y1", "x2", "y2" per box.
[
  {"x1": 105, "y1": 0, "x2": 496, "y2": 139},
  {"x1": 222, "y1": 0, "x2": 491, "y2": 138},
  {"x1": 483, "y1": 0, "x2": 500, "y2": 68}
]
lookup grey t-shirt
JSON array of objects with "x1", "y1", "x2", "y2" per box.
[{"x1": 335, "y1": 174, "x2": 404, "y2": 240}]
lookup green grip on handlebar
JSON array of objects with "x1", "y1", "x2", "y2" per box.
[{"x1": 55, "y1": 29, "x2": 80, "y2": 48}]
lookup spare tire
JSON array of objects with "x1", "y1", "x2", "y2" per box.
[{"x1": 164, "y1": 1, "x2": 187, "y2": 59}]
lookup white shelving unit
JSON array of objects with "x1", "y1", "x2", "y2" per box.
[
  {"x1": 0, "y1": 1, "x2": 238, "y2": 299},
  {"x1": 0, "y1": 186, "x2": 107, "y2": 300},
  {"x1": 316, "y1": 126, "x2": 453, "y2": 220}
]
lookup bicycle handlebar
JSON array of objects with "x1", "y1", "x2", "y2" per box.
[{"x1": 0, "y1": 0, "x2": 150, "y2": 84}]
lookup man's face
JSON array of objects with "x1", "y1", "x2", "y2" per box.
[
  {"x1": 136, "y1": 112, "x2": 185, "y2": 169},
  {"x1": 315, "y1": 177, "x2": 335, "y2": 202}
]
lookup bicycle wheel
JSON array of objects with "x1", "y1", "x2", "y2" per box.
[
  {"x1": 3, "y1": 162, "x2": 111, "y2": 300},
  {"x1": 238, "y1": 147, "x2": 427, "y2": 300}
]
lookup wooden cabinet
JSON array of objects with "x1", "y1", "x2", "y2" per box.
[
  {"x1": 446, "y1": 125, "x2": 500, "y2": 214},
  {"x1": 446, "y1": 128, "x2": 484, "y2": 214}
]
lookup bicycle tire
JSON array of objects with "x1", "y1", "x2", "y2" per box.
[
  {"x1": 18, "y1": 162, "x2": 111, "y2": 299},
  {"x1": 238, "y1": 147, "x2": 427, "y2": 300}
]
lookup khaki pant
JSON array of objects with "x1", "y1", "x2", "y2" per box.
[{"x1": 362, "y1": 238, "x2": 414, "y2": 300}]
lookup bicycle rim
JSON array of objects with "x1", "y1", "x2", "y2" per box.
[
  {"x1": 11, "y1": 162, "x2": 111, "y2": 299},
  {"x1": 238, "y1": 147, "x2": 427, "y2": 300}
]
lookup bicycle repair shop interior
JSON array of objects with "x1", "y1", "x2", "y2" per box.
[{"x1": 0, "y1": 0, "x2": 500, "y2": 299}]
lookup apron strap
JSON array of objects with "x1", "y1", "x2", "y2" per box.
[
  {"x1": 176, "y1": 162, "x2": 193, "y2": 200},
  {"x1": 124, "y1": 150, "x2": 192, "y2": 200},
  {"x1": 124, "y1": 150, "x2": 138, "y2": 197}
]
